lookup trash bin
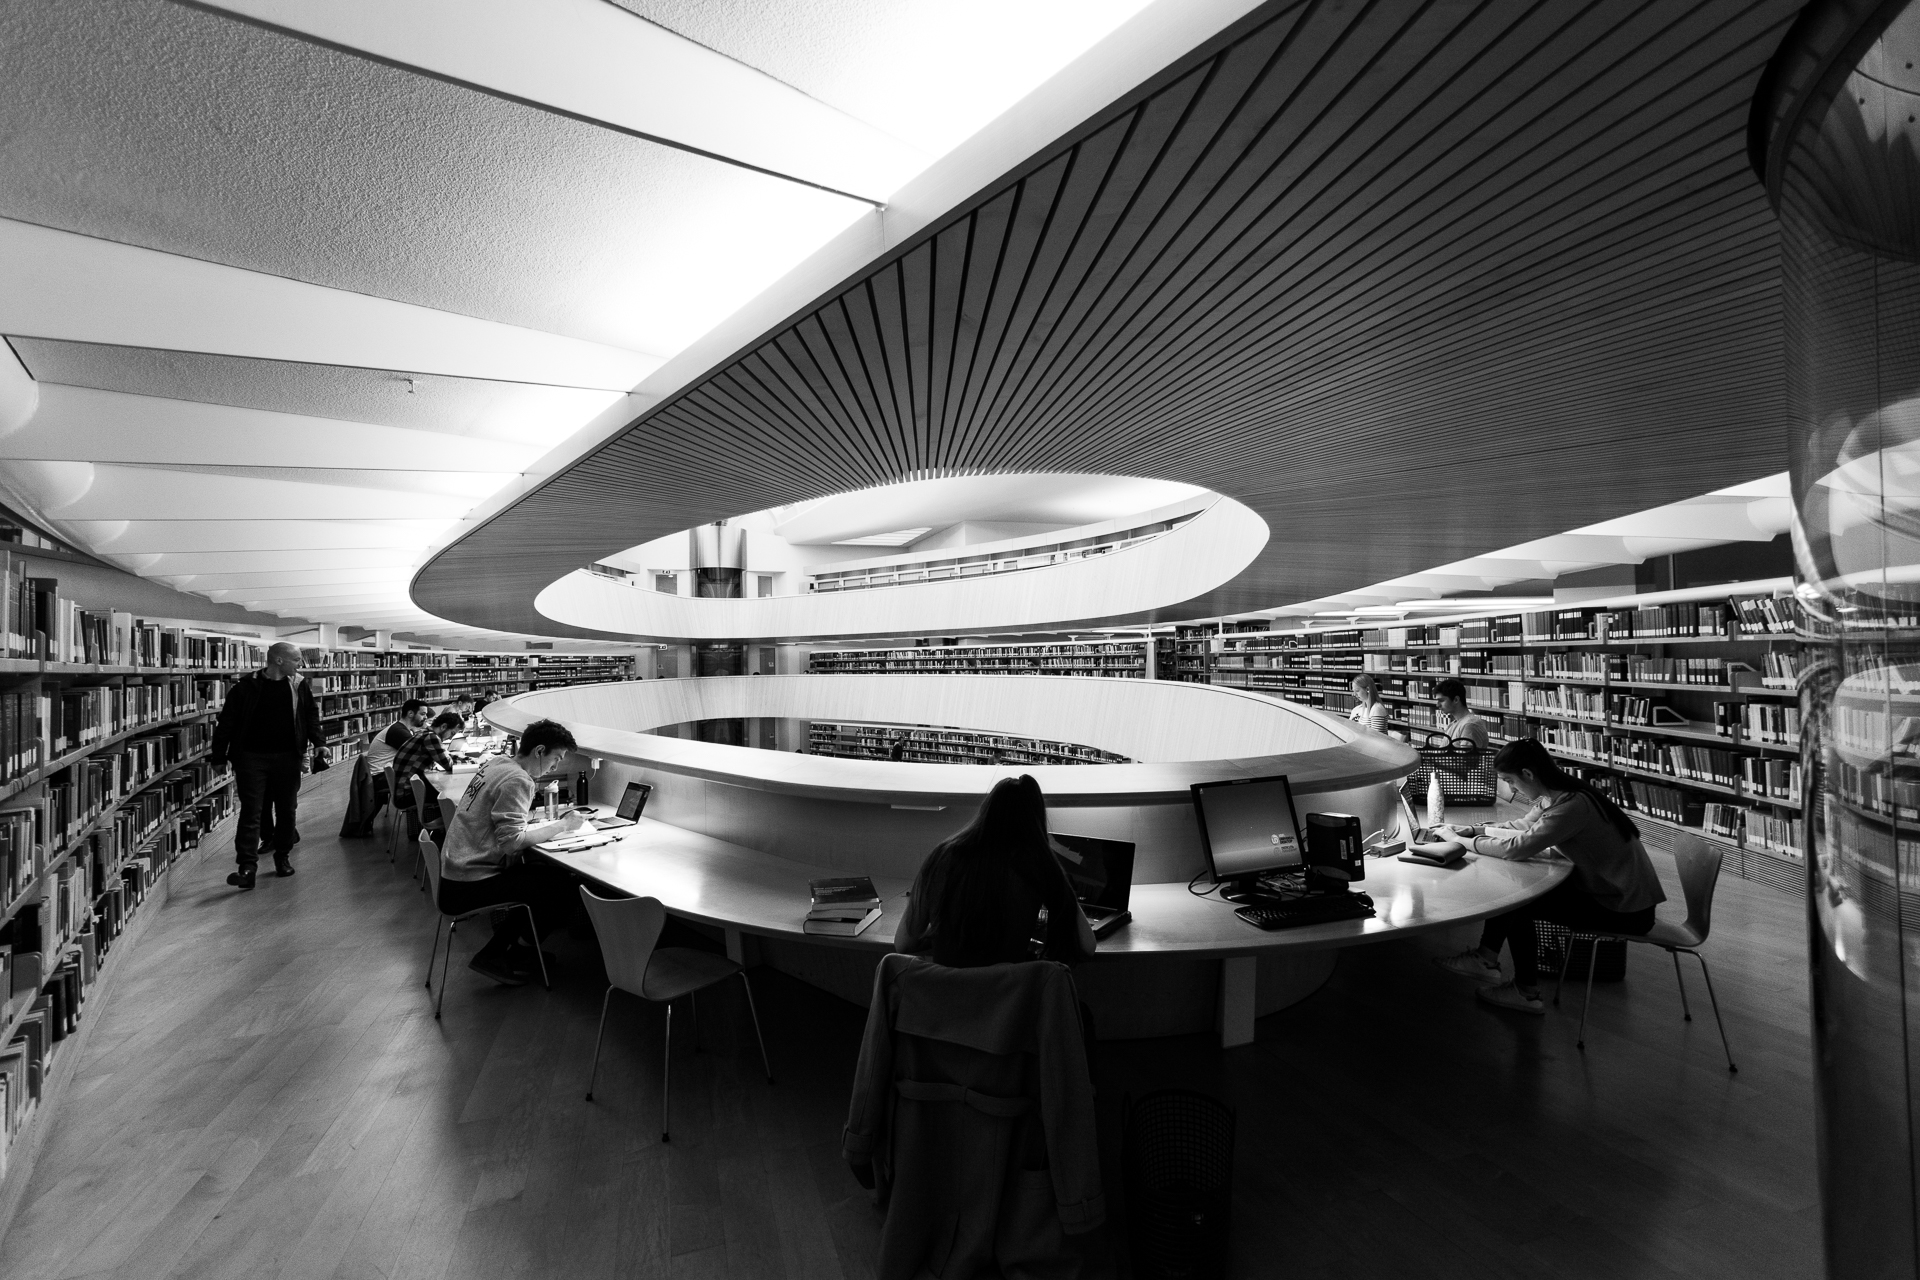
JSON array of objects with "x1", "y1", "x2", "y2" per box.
[
  {"x1": 1535, "y1": 922, "x2": 1628, "y2": 982},
  {"x1": 1123, "y1": 1090, "x2": 1235, "y2": 1280}
]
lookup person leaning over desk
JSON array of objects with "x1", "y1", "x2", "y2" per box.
[
  {"x1": 439, "y1": 718, "x2": 592, "y2": 987},
  {"x1": 1429, "y1": 738, "x2": 1666, "y2": 1014},
  {"x1": 894, "y1": 774, "x2": 1096, "y2": 966}
]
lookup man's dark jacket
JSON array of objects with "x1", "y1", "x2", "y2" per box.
[{"x1": 210, "y1": 672, "x2": 327, "y2": 766}]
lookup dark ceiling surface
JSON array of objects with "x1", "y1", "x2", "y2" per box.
[{"x1": 415, "y1": 0, "x2": 1806, "y2": 640}]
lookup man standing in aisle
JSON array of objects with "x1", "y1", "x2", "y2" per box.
[{"x1": 210, "y1": 641, "x2": 329, "y2": 890}]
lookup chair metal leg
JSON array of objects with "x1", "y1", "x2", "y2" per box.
[
  {"x1": 517, "y1": 905, "x2": 551, "y2": 989},
  {"x1": 740, "y1": 971, "x2": 773, "y2": 1084},
  {"x1": 1576, "y1": 940, "x2": 1600, "y2": 1051},
  {"x1": 1554, "y1": 935, "x2": 1575, "y2": 1007},
  {"x1": 662, "y1": 1000, "x2": 673, "y2": 1143},
  {"x1": 1670, "y1": 948, "x2": 1693, "y2": 1021},
  {"x1": 1687, "y1": 950, "x2": 1738, "y2": 1073},
  {"x1": 435, "y1": 921, "x2": 456, "y2": 1020},
  {"x1": 585, "y1": 986, "x2": 614, "y2": 1102},
  {"x1": 425, "y1": 916, "x2": 443, "y2": 990},
  {"x1": 691, "y1": 991, "x2": 700, "y2": 1052}
]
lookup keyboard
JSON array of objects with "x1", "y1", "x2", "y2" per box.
[{"x1": 1234, "y1": 892, "x2": 1376, "y2": 931}]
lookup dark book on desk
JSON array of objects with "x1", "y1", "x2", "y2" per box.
[
  {"x1": 809, "y1": 876, "x2": 880, "y2": 915},
  {"x1": 804, "y1": 906, "x2": 882, "y2": 937}
]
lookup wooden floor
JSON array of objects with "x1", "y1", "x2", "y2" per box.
[{"x1": 0, "y1": 770, "x2": 1822, "y2": 1279}]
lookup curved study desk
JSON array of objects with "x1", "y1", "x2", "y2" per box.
[{"x1": 459, "y1": 677, "x2": 1565, "y2": 1044}]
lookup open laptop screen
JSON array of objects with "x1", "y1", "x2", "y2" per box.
[
  {"x1": 615, "y1": 781, "x2": 652, "y2": 821},
  {"x1": 1048, "y1": 832, "x2": 1135, "y2": 912}
]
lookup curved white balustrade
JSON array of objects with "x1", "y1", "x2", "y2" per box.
[
  {"x1": 486, "y1": 674, "x2": 1417, "y2": 883},
  {"x1": 532, "y1": 495, "x2": 1267, "y2": 640}
]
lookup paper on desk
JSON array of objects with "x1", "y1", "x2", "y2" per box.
[{"x1": 538, "y1": 833, "x2": 617, "y2": 853}]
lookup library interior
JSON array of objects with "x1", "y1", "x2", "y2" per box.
[{"x1": 0, "y1": 2, "x2": 1914, "y2": 1278}]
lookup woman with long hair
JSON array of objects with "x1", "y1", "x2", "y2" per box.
[
  {"x1": 894, "y1": 774, "x2": 1096, "y2": 967},
  {"x1": 1348, "y1": 672, "x2": 1388, "y2": 734},
  {"x1": 1431, "y1": 737, "x2": 1666, "y2": 1013}
]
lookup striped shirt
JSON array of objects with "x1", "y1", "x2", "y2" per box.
[{"x1": 1348, "y1": 699, "x2": 1389, "y2": 734}]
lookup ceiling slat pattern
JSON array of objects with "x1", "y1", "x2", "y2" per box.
[{"x1": 416, "y1": 0, "x2": 1806, "y2": 639}]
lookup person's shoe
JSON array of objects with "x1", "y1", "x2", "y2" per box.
[
  {"x1": 1434, "y1": 949, "x2": 1503, "y2": 983},
  {"x1": 226, "y1": 865, "x2": 257, "y2": 890},
  {"x1": 507, "y1": 948, "x2": 558, "y2": 979},
  {"x1": 273, "y1": 853, "x2": 295, "y2": 877},
  {"x1": 469, "y1": 952, "x2": 528, "y2": 986},
  {"x1": 1476, "y1": 982, "x2": 1545, "y2": 1015}
]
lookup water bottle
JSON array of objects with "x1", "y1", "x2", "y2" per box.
[{"x1": 1426, "y1": 772, "x2": 1445, "y2": 829}]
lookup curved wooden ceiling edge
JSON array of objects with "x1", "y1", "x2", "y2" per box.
[{"x1": 413, "y1": 1, "x2": 1800, "y2": 641}]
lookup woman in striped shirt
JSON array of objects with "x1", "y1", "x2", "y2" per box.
[{"x1": 1348, "y1": 673, "x2": 1389, "y2": 734}]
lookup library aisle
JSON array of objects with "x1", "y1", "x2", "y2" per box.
[{"x1": 0, "y1": 773, "x2": 1819, "y2": 1280}]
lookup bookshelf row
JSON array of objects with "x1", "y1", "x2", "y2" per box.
[
  {"x1": 805, "y1": 721, "x2": 1130, "y2": 766},
  {"x1": 809, "y1": 643, "x2": 1147, "y2": 678}
]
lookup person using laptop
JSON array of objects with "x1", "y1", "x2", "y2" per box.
[
  {"x1": 1430, "y1": 738, "x2": 1665, "y2": 1014},
  {"x1": 894, "y1": 774, "x2": 1096, "y2": 966},
  {"x1": 439, "y1": 718, "x2": 591, "y2": 985}
]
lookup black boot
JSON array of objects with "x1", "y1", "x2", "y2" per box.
[
  {"x1": 227, "y1": 863, "x2": 257, "y2": 890},
  {"x1": 273, "y1": 851, "x2": 295, "y2": 877}
]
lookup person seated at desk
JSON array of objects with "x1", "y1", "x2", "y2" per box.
[
  {"x1": 1432, "y1": 678, "x2": 1489, "y2": 750},
  {"x1": 440, "y1": 718, "x2": 591, "y2": 986},
  {"x1": 1348, "y1": 673, "x2": 1389, "y2": 735},
  {"x1": 1431, "y1": 738, "x2": 1666, "y2": 1014},
  {"x1": 393, "y1": 711, "x2": 463, "y2": 836},
  {"x1": 450, "y1": 695, "x2": 476, "y2": 729},
  {"x1": 366, "y1": 699, "x2": 429, "y2": 800},
  {"x1": 894, "y1": 774, "x2": 1096, "y2": 966}
]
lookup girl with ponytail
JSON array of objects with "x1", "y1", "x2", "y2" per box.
[{"x1": 1431, "y1": 737, "x2": 1667, "y2": 1013}]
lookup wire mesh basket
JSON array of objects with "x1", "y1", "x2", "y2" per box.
[
  {"x1": 1124, "y1": 1090, "x2": 1235, "y2": 1280},
  {"x1": 1402, "y1": 738, "x2": 1498, "y2": 807},
  {"x1": 1535, "y1": 921, "x2": 1629, "y2": 982}
]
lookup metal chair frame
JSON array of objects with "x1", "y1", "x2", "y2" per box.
[
  {"x1": 577, "y1": 886, "x2": 772, "y2": 1142},
  {"x1": 419, "y1": 831, "x2": 550, "y2": 1019},
  {"x1": 1552, "y1": 834, "x2": 1737, "y2": 1073}
]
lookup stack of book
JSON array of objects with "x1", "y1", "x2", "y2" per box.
[{"x1": 804, "y1": 876, "x2": 882, "y2": 936}]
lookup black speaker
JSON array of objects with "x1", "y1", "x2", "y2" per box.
[{"x1": 1305, "y1": 812, "x2": 1365, "y2": 888}]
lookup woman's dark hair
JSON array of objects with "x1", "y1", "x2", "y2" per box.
[
  {"x1": 1492, "y1": 738, "x2": 1639, "y2": 841},
  {"x1": 929, "y1": 775, "x2": 1081, "y2": 967},
  {"x1": 1433, "y1": 678, "x2": 1467, "y2": 704}
]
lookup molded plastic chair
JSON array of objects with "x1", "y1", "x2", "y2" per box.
[
  {"x1": 578, "y1": 886, "x2": 772, "y2": 1141},
  {"x1": 420, "y1": 831, "x2": 549, "y2": 1019},
  {"x1": 408, "y1": 774, "x2": 445, "y2": 883},
  {"x1": 1555, "y1": 833, "x2": 1737, "y2": 1072}
]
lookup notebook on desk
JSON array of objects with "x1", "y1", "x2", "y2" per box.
[{"x1": 1049, "y1": 832, "x2": 1135, "y2": 938}]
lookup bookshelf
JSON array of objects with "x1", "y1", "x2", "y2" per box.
[
  {"x1": 806, "y1": 720, "x2": 1130, "y2": 766},
  {"x1": 1210, "y1": 587, "x2": 1805, "y2": 891},
  {"x1": 808, "y1": 641, "x2": 1148, "y2": 678},
  {"x1": 306, "y1": 652, "x2": 637, "y2": 765}
]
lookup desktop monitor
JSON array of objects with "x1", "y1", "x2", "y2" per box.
[{"x1": 1191, "y1": 774, "x2": 1305, "y2": 884}]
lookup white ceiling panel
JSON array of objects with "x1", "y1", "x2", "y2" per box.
[
  {"x1": 9, "y1": 339, "x2": 628, "y2": 444},
  {"x1": 0, "y1": 220, "x2": 656, "y2": 390},
  {"x1": 7, "y1": 384, "x2": 543, "y2": 472},
  {"x1": 204, "y1": 0, "x2": 924, "y2": 202},
  {"x1": 71, "y1": 520, "x2": 459, "y2": 554},
  {"x1": 46, "y1": 466, "x2": 474, "y2": 522},
  {"x1": 145, "y1": 549, "x2": 421, "y2": 577}
]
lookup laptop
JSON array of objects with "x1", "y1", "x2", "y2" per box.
[
  {"x1": 591, "y1": 781, "x2": 652, "y2": 829},
  {"x1": 1049, "y1": 832, "x2": 1136, "y2": 938}
]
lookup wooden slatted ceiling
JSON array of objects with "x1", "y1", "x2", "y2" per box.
[{"x1": 415, "y1": 0, "x2": 1805, "y2": 640}]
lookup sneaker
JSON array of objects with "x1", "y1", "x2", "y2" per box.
[
  {"x1": 1434, "y1": 949, "x2": 1502, "y2": 983},
  {"x1": 226, "y1": 865, "x2": 257, "y2": 891},
  {"x1": 1476, "y1": 982, "x2": 1545, "y2": 1015},
  {"x1": 469, "y1": 952, "x2": 528, "y2": 986}
]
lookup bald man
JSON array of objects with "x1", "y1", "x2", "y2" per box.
[{"x1": 210, "y1": 641, "x2": 329, "y2": 889}]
